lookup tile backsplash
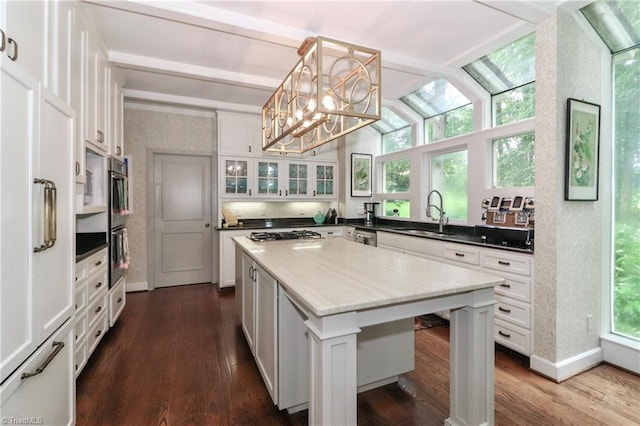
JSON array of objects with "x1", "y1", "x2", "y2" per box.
[{"x1": 221, "y1": 201, "x2": 335, "y2": 220}]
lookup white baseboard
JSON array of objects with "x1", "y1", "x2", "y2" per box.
[
  {"x1": 601, "y1": 334, "x2": 640, "y2": 375},
  {"x1": 126, "y1": 281, "x2": 149, "y2": 292},
  {"x1": 530, "y1": 347, "x2": 603, "y2": 382}
]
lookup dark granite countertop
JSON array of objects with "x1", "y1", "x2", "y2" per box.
[{"x1": 76, "y1": 232, "x2": 109, "y2": 262}]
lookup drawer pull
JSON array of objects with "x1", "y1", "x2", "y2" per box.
[
  {"x1": 95, "y1": 260, "x2": 102, "y2": 267},
  {"x1": 498, "y1": 306, "x2": 511, "y2": 313},
  {"x1": 21, "y1": 341, "x2": 65, "y2": 380},
  {"x1": 455, "y1": 252, "x2": 465, "y2": 257},
  {"x1": 498, "y1": 260, "x2": 511, "y2": 266},
  {"x1": 499, "y1": 283, "x2": 511, "y2": 289},
  {"x1": 95, "y1": 330, "x2": 102, "y2": 338},
  {"x1": 95, "y1": 282, "x2": 103, "y2": 289},
  {"x1": 95, "y1": 306, "x2": 102, "y2": 314},
  {"x1": 117, "y1": 297, "x2": 123, "y2": 304},
  {"x1": 498, "y1": 330, "x2": 511, "y2": 339}
]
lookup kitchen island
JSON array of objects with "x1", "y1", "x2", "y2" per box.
[{"x1": 233, "y1": 236, "x2": 503, "y2": 426}]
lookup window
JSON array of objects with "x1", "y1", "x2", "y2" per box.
[
  {"x1": 493, "y1": 133, "x2": 535, "y2": 188},
  {"x1": 612, "y1": 47, "x2": 640, "y2": 340},
  {"x1": 401, "y1": 79, "x2": 473, "y2": 142},
  {"x1": 425, "y1": 104, "x2": 473, "y2": 142},
  {"x1": 380, "y1": 158, "x2": 410, "y2": 218},
  {"x1": 463, "y1": 33, "x2": 536, "y2": 126},
  {"x1": 373, "y1": 107, "x2": 412, "y2": 154},
  {"x1": 430, "y1": 150, "x2": 468, "y2": 221}
]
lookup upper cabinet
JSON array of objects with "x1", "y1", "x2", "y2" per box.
[
  {"x1": 218, "y1": 111, "x2": 264, "y2": 156},
  {"x1": 0, "y1": 0, "x2": 47, "y2": 83},
  {"x1": 82, "y1": 29, "x2": 108, "y2": 153},
  {"x1": 109, "y1": 69, "x2": 125, "y2": 160}
]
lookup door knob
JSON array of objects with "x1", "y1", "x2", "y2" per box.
[{"x1": 205, "y1": 223, "x2": 210, "y2": 227}]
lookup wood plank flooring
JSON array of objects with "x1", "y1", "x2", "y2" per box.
[{"x1": 76, "y1": 283, "x2": 640, "y2": 425}]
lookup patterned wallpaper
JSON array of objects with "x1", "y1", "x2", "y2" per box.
[
  {"x1": 123, "y1": 104, "x2": 217, "y2": 286},
  {"x1": 534, "y1": 10, "x2": 606, "y2": 362}
]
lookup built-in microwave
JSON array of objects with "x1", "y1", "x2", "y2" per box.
[{"x1": 84, "y1": 169, "x2": 93, "y2": 205}]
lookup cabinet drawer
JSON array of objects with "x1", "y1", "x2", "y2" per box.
[
  {"x1": 0, "y1": 320, "x2": 74, "y2": 425},
  {"x1": 443, "y1": 245, "x2": 479, "y2": 266},
  {"x1": 494, "y1": 273, "x2": 531, "y2": 303},
  {"x1": 495, "y1": 295, "x2": 531, "y2": 329},
  {"x1": 495, "y1": 318, "x2": 531, "y2": 355},
  {"x1": 87, "y1": 292, "x2": 108, "y2": 329},
  {"x1": 86, "y1": 249, "x2": 108, "y2": 276},
  {"x1": 109, "y1": 278, "x2": 126, "y2": 326},
  {"x1": 75, "y1": 284, "x2": 88, "y2": 311},
  {"x1": 88, "y1": 312, "x2": 109, "y2": 355},
  {"x1": 75, "y1": 261, "x2": 88, "y2": 286},
  {"x1": 75, "y1": 311, "x2": 87, "y2": 345},
  {"x1": 75, "y1": 341, "x2": 88, "y2": 378},
  {"x1": 481, "y1": 251, "x2": 531, "y2": 276},
  {"x1": 87, "y1": 270, "x2": 108, "y2": 301}
]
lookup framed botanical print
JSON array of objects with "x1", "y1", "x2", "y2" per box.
[
  {"x1": 565, "y1": 98, "x2": 601, "y2": 201},
  {"x1": 351, "y1": 153, "x2": 372, "y2": 197}
]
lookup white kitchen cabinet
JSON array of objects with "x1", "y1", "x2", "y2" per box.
[
  {"x1": 82, "y1": 29, "x2": 108, "y2": 152},
  {"x1": 241, "y1": 252, "x2": 256, "y2": 352},
  {"x1": 254, "y1": 264, "x2": 279, "y2": 402},
  {"x1": 74, "y1": 247, "x2": 109, "y2": 377},
  {"x1": 443, "y1": 244, "x2": 480, "y2": 269},
  {"x1": 220, "y1": 229, "x2": 253, "y2": 288},
  {"x1": 1, "y1": 57, "x2": 75, "y2": 421},
  {"x1": 218, "y1": 111, "x2": 264, "y2": 156},
  {"x1": 0, "y1": 319, "x2": 75, "y2": 426},
  {"x1": 109, "y1": 69, "x2": 125, "y2": 159},
  {"x1": 221, "y1": 157, "x2": 253, "y2": 198},
  {"x1": 284, "y1": 161, "x2": 311, "y2": 198},
  {"x1": 312, "y1": 163, "x2": 336, "y2": 199},
  {"x1": 480, "y1": 249, "x2": 534, "y2": 355},
  {"x1": 109, "y1": 276, "x2": 126, "y2": 326},
  {"x1": 255, "y1": 159, "x2": 283, "y2": 198},
  {"x1": 377, "y1": 231, "x2": 444, "y2": 260},
  {"x1": 0, "y1": 0, "x2": 46, "y2": 83}
]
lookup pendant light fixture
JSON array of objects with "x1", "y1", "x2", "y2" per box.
[{"x1": 262, "y1": 36, "x2": 381, "y2": 154}]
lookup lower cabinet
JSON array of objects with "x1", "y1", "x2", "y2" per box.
[
  {"x1": 0, "y1": 319, "x2": 75, "y2": 425},
  {"x1": 377, "y1": 230, "x2": 535, "y2": 356},
  {"x1": 74, "y1": 247, "x2": 126, "y2": 378},
  {"x1": 237, "y1": 247, "x2": 414, "y2": 412}
]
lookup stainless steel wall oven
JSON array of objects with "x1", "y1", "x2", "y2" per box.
[{"x1": 109, "y1": 157, "x2": 129, "y2": 288}]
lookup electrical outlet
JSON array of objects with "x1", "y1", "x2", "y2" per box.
[
  {"x1": 357, "y1": 206, "x2": 365, "y2": 215},
  {"x1": 261, "y1": 208, "x2": 266, "y2": 216},
  {"x1": 236, "y1": 209, "x2": 241, "y2": 217},
  {"x1": 587, "y1": 314, "x2": 593, "y2": 333}
]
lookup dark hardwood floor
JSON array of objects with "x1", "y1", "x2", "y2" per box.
[{"x1": 76, "y1": 283, "x2": 640, "y2": 425}]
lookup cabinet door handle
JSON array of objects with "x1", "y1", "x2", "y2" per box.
[
  {"x1": 499, "y1": 283, "x2": 511, "y2": 289},
  {"x1": 116, "y1": 146, "x2": 122, "y2": 155},
  {"x1": 455, "y1": 252, "x2": 465, "y2": 257},
  {"x1": 248, "y1": 145, "x2": 252, "y2": 153},
  {"x1": 95, "y1": 260, "x2": 102, "y2": 267},
  {"x1": 313, "y1": 190, "x2": 316, "y2": 197},
  {"x1": 498, "y1": 330, "x2": 511, "y2": 339},
  {"x1": 117, "y1": 297, "x2": 123, "y2": 304},
  {"x1": 33, "y1": 179, "x2": 57, "y2": 252},
  {"x1": 498, "y1": 260, "x2": 511, "y2": 266},
  {"x1": 75, "y1": 161, "x2": 80, "y2": 176},
  {"x1": 21, "y1": 341, "x2": 65, "y2": 380},
  {"x1": 95, "y1": 306, "x2": 102, "y2": 314},
  {"x1": 285, "y1": 189, "x2": 288, "y2": 196},
  {"x1": 95, "y1": 329, "x2": 102, "y2": 338},
  {"x1": 498, "y1": 306, "x2": 511, "y2": 314},
  {"x1": 0, "y1": 29, "x2": 5, "y2": 52},
  {"x1": 279, "y1": 189, "x2": 282, "y2": 196},
  {"x1": 95, "y1": 282, "x2": 103, "y2": 289},
  {"x1": 248, "y1": 189, "x2": 252, "y2": 196},
  {"x1": 7, "y1": 37, "x2": 18, "y2": 61},
  {"x1": 205, "y1": 223, "x2": 210, "y2": 227}
]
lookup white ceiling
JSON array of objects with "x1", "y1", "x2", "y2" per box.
[{"x1": 82, "y1": 0, "x2": 577, "y2": 113}]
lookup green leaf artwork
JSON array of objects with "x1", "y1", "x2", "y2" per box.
[{"x1": 570, "y1": 110, "x2": 597, "y2": 187}]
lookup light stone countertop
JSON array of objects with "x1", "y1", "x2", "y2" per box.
[{"x1": 233, "y1": 237, "x2": 504, "y2": 317}]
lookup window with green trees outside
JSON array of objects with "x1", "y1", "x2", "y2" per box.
[
  {"x1": 431, "y1": 150, "x2": 468, "y2": 221},
  {"x1": 612, "y1": 47, "x2": 640, "y2": 340}
]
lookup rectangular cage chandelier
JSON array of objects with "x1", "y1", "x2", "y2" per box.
[{"x1": 262, "y1": 36, "x2": 381, "y2": 154}]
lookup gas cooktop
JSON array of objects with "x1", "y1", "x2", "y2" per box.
[{"x1": 248, "y1": 230, "x2": 322, "y2": 242}]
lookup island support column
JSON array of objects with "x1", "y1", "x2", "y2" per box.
[
  {"x1": 446, "y1": 289, "x2": 495, "y2": 426},
  {"x1": 305, "y1": 311, "x2": 361, "y2": 426}
]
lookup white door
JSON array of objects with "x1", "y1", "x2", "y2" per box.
[{"x1": 153, "y1": 154, "x2": 212, "y2": 288}]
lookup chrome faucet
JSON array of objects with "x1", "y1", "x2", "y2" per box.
[{"x1": 426, "y1": 190, "x2": 448, "y2": 233}]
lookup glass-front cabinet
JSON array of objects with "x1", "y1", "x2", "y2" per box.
[
  {"x1": 314, "y1": 164, "x2": 335, "y2": 198},
  {"x1": 220, "y1": 157, "x2": 336, "y2": 200},
  {"x1": 286, "y1": 162, "x2": 309, "y2": 198},
  {"x1": 256, "y1": 160, "x2": 280, "y2": 197},
  {"x1": 223, "y1": 158, "x2": 252, "y2": 197}
]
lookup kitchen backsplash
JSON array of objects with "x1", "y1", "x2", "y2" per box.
[{"x1": 221, "y1": 201, "x2": 335, "y2": 220}]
